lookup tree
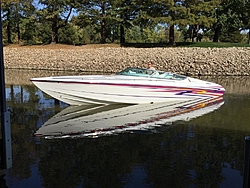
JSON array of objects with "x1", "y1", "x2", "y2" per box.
[
  {"x1": 76, "y1": 0, "x2": 115, "y2": 44},
  {"x1": 1, "y1": 0, "x2": 36, "y2": 44},
  {"x1": 38, "y1": 0, "x2": 76, "y2": 43},
  {"x1": 184, "y1": 0, "x2": 219, "y2": 42},
  {"x1": 240, "y1": 0, "x2": 250, "y2": 44},
  {"x1": 19, "y1": 0, "x2": 38, "y2": 44},
  {"x1": 110, "y1": 0, "x2": 134, "y2": 44},
  {"x1": 212, "y1": 0, "x2": 244, "y2": 42},
  {"x1": 58, "y1": 23, "x2": 85, "y2": 45},
  {"x1": 146, "y1": 0, "x2": 189, "y2": 45},
  {"x1": 1, "y1": 0, "x2": 19, "y2": 43}
]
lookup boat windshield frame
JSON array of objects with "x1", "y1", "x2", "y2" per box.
[{"x1": 116, "y1": 67, "x2": 187, "y2": 80}]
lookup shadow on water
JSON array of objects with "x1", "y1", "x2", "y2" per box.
[{"x1": 2, "y1": 69, "x2": 250, "y2": 188}]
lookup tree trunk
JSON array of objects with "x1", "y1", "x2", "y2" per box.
[
  {"x1": 17, "y1": 23, "x2": 20, "y2": 44},
  {"x1": 100, "y1": 1, "x2": 106, "y2": 44},
  {"x1": 51, "y1": 24, "x2": 56, "y2": 43},
  {"x1": 248, "y1": 29, "x2": 250, "y2": 44},
  {"x1": 213, "y1": 24, "x2": 222, "y2": 42},
  {"x1": 51, "y1": 17, "x2": 58, "y2": 44},
  {"x1": 7, "y1": 21, "x2": 12, "y2": 44},
  {"x1": 100, "y1": 20, "x2": 106, "y2": 44},
  {"x1": 169, "y1": 24, "x2": 175, "y2": 46},
  {"x1": 191, "y1": 27, "x2": 195, "y2": 42},
  {"x1": 6, "y1": 9, "x2": 12, "y2": 44},
  {"x1": 195, "y1": 25, "x2": 199, "y2": 42},
  {"x1": 120, "y1": 25, "x2": 125, "y2": 44}
]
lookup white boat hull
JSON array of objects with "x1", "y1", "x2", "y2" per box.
[{"x1": 31, "y1": 69, "x2": 225, "y2": 105}]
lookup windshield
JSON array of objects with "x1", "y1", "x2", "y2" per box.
[
  {"x1": 116, "y1": 67, "x2": 187, "y2": 80},
  {"x1": 116, "y1": 67, "x2": 154, "y2": 77}
]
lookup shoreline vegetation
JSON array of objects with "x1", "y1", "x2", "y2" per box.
[{"x1": 3, "y1": 43, "x2": 250, "y2": 76}]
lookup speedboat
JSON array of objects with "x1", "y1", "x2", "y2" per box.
[{"x1": 30, "y1": 67, "x2": 225, "y2": 106}]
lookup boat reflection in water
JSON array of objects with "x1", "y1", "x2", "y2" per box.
[{"x1": 34, "y1": 97, "x2": 224, "y2": 139}]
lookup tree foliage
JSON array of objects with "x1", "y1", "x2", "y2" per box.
[{"x1": 0, "y1": 0, "x2": 249, "y2": 45}]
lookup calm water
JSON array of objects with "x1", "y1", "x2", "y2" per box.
[{"x1": 1, "y1": 69, "x2": 250, "y2": 188}]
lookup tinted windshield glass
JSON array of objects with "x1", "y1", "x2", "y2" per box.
[
  {"x1": 116, "y1": 67, "x2": 154, "y2": 77},
  {"x1": 116, "y1": 67, "x2": 186, "y2": 80}
]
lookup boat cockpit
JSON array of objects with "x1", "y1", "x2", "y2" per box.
[{"x1": 116, "y1": 67, "x2": 187, "y2": 80}]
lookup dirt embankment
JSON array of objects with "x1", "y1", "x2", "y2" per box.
[{"x1": 3, "y1": 45, "x2": 250, "y2": 76}]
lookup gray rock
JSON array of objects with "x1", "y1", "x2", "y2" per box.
[{"x1": 3, "y1": 46, "x2": 250, "y2": 76}]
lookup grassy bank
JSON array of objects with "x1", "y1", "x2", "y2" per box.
[
  {"x1": 121, "y1": 42, "x2": 250, "y2": 48},
  {"x1": 4, "y1": 42, "x2": 250, "y2": 49},
  {"x1": 176, "y1": 42, "x2": 250, "y2": 48}
]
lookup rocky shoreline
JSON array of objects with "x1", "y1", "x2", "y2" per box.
[{"x1": 3, "y1": 46, "x2": 250, "y2": 76}]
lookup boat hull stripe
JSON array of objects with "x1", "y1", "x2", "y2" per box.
[{"x1": 31, "y1": 80, "x2": 225, "y2": 95}]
